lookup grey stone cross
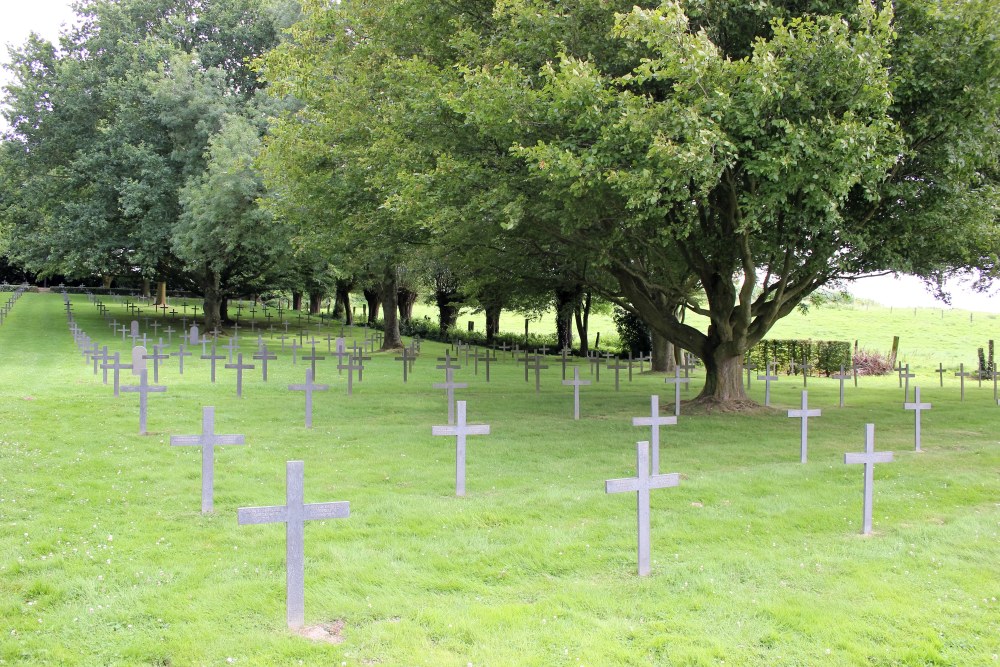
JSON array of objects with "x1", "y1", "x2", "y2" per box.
[
  {"x1": 143, "y1": 346, "x2": 170, "y2": 383},
  {"x1": 237, "y1": 460, "x2": 350, "y2": 629},
  {"x1": 222, "y1": 337, "x2": 239, "y2": 363},
  {"x1": 288, "y1": 369, "x2": 329, "y2": 428},
  {"x1": 901, "y1": 363, "x2": 915, "y2": 401},
  {"x1": 302, "y1": 344, "x2": 325, "y2": 380},
  {"x1": 562, "y1": 367, "x2": 591, "y2": 420},
  {"x1": 528, "y1": 355, "x2": 549, "y2": 393},
  {"x1": 607, "y1": 357, "x2": 628, "y2": 392},
  {"x1": 431, "y1": 400, "x2": 490, "y2": 496},
  {"x1": 201, "y1": 345, "x2": 225, "y2": 383},
  {"x1": 787, "y1": 390, "x2": 821, "y2": 463},
  {"x1": 338, "y1": 355, "x2": 362, "y2": 395},
  {"x1": 121, "y1": 369, "x2": 166, "y2": 435},
  {"x1": 102, "y1": 352, "x2": 132, "y2": 397},
  {"x1": 832, "y1": 364, "x2": 851, "y2": 407},
  {"x1": 663, "y1": 367, "x2": 690, "y2": 416},
  {"x1": 757, "y1": 362, "x2": 779, "y2": 406},
  {"x1": 631, "y1": 395, "x2": 677, "y2": 474},
  {"x1": 173, "y1": 344, "x2": 192, "y2": 375},
  {"x1": 955, "y1": 363, "x2": 972, "y2": 401},
  {"x1": 171, "y1": 406, "x2": 245, "y2": 513},
  {"x1": 225, "y1": 353, "x2": 255, "y2": 397},
  {"x1": 935, "y1": 362, "x2": 946, "y2": 387},
  {"x1": 605, "y1": 440, "x2": 680, "y2": 576},
  {"x1": 253, "y1": 345, "x2": 277, "y2": 381},
  {"x1": 903, "y1": 386, "x2": 932, "y2": 452},
  {"x1": 844, "y1": 423, "x2": 893, "y2": 535},
  {"x1": 394, "y1": 347, "x2": 414, "y2": 383},
  {"x1": 433, "y1": 367, "x2": 468, "y2": 425}
]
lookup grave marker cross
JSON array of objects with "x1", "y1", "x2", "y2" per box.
[
  {"x1": 561, "y1": 367, "x2": 591, "y2": 420},
  {"x1": 288, "y1": 369, "x2": 330, "y2": 427},
  {"x1": 121, "y1": 370, "x2": 166, "y2": 435},
  {"x1": 102, "y1": 353, "x2": 132, "y2": 397},
  {"x1": 605, "y1": 440, "x2": 680, "y2": 577},
  {"x1": 901, "y1": 363, "x2": 915, "y2": 401},
  {"x1": 237, "y1": 460, "x2": 349, "y2": 629},
  {"x1": 201, "y1": 345, "x2": 226, "y2": 383},
  {"x1": 431, "y1": 400, "x2": 491, "y2": 496},
  {"x1": 170, "y1": 406, "x2": 245, "y2": 513},
  {"x1": 903, "y1": 386, "x2": 932, "y2": 452},
  {"x1": 832, "y1": 364, "x2": 851, "y2": 407},
  {"x1": 433, "y1": 368, "x2": 468, "y2": 425},
  {"x1": 757, "y1": 362, "x2": 779, "y2": 406},
  {"x1": 787, "y1": 390, "x2": 821, "y2": 463},
  {"x1": 663, "y1": 367, "x2": 690, "y2": 416},
  {"x1": 225, "y1": 353, "x2": 255, "y2": 397},
  {"x1": 143, "y1": 346, "x2": 170, "y2": 384},
  {"x1": 607, "y1": 357, "x2": 628, "y2": 392},
  {"x1": 844, "y1": 424, "x2": 893, "y2": 535},
  {"x1": 173, "y1": 344, "x2": 192, "y2": 375},
  {"x1": 955, "y1": 363, "x2": 972, "y2": 401},
  {"x1": 253, "y1": 345, "x2": 278, "y2": 381},
  {"x1": 631, "y1": 395, "x2": 677, "y2": 474},
  {"x1": 528, "y1": 355, "x2": 549, "y2": 393}
]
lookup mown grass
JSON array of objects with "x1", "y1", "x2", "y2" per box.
[{"x1": 0, "y1": 293, "x2": 997, "y2": 666}]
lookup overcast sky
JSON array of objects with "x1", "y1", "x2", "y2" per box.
[{"x1": 1, "y1": 1, "x2": 998, "y2": 311}]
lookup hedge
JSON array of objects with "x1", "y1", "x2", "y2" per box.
[{"x1": 745, "y1": 339, "x2": 852, "y2": 376}]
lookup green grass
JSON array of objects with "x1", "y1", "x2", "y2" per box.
[{"x1": 1, "y1": 293, "x2": 998, "y2": 666}]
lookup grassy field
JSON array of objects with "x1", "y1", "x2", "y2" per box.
[{"x1": 1, "y1": 293, "x2": 997, "y2": 666}]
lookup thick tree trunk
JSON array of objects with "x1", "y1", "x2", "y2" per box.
[
  {"x1": 651, "y1": 329, "x2": 673, "y2": 372},
  {"x1": 380, "y1": 268, "x2": 404, "y2": 350},
  {"x1": 141, "y1": 278, "x2": 151, "y2": 299},
  {"x1": 555, "y1": 286, "x2": 579, "y2": 351},
  {"x1": 574, "y1": 291, "x2": 592, "y2": 357},
  {"x1": 437, "y1": 288, "x2": 459, "y2": 334},
  {"x1": 309, "y1": 292, "x2": 323, "y2": 314},
  {"x1": 398, "y1": 287, "x2": 417, "y2": 324},
  {"x1": 102, "y1": 275, "x2": 113, "y2": 289},
  {"x1": 484, "y1": 304, "x2": 501, "y2": 345},
  {"x1": 156, "y1": 281, "x2": 167, "y2": 307},
  {"x1": 292, "y1": 291, "x2": 303, "y2": 311},
  {"x1": 363, "y1": 289, "x2": 381, "y2": 326},
  {"x1": 334, "y1": 280, "x2": 353, "y2": 324},
  {"x1": 220, "y1": 297, "x2": 230, "y2": 324},
  {"x1": 202, "y1": 269, "x2": 223, "y2": 333},
  {"x1": 697, "y1": 352, "x2": 751, "y2": 405}
]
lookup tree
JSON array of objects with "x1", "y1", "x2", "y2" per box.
[{"x1": 450, "y1": 0, "x2": 999, "y2": 406}]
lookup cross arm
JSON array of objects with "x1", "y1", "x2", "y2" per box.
[
  {"x1": 237, "y1": 505, "x2": 288, "y2": 525},
  {"x1": 303, "y1": 501, "x2": 351, "y2": 521}
]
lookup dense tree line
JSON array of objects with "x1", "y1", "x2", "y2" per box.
[{"x1": 2, "y1": 0, "x2": 997, "y2": 406}]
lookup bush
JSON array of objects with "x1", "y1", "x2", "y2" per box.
[
  {"x1": 745, "y1": 339, "x2": 852, "y2": 376},
  {"x1": 851, "y1": 348, "x2": 894, "y2": 376},
  {"x1": 612, "y1": 307, "x2": 651, "y2": 357}
]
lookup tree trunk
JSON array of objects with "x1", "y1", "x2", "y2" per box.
[
  {"x1": 484, "y1": 304, "x2": 501, "y2": 345},
  {"x1": 202, "y1": 269, "x2": 223, "y2": 332},
  {"x1": 437, "y1": 287, "x2": 459, "y2": 334},
  {"x1": 555, "y1": 286, "x2": 579, "y2": 351},
  {"x1": 309, "y1": 292, "x2": 323, "y2": 314},
  {"x1": 156, "y1": 281, "x2": 167, "y2": 306},
  {"x1": 141, "y1": 278, "x2": 151, "y2": 299},
  {"x1": 102, "y1": 275, "x2": 113, "y2": 289},
  {"x1": 363, "y1": 288, "x2": 381, "y2": 325},
  {"x1": 380, "y1": 268, "x2": 404, "y2": 350},
  {"x1": 651, "y1": 329, "x2": 673, "y2": 372},
  {"x1": 574, "y1": 291, "x2": 592, "y2": 357},
  {"x1": 697, "y1": 351, "x2": 751, "y2": 405},
  {"x1": 334, "y1": 280, "x2": 353, "y2": 324},
  {"x1": 292, "y1": 291, "x2": 303, "y2": 311},
  {"x1": 398, "y1": 287, "x2": 417, "y2": 324},
  {"x1": 220, "y1": 297, "x2": 230, "y2": 324}
]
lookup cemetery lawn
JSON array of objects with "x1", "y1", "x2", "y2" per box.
[{"x1": 0, "y1": 293, "x2": 997, "y2": 666}]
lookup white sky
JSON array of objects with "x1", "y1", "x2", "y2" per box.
[{"x1": 1, "y1": 0, "x2": 998, "y2": 311}]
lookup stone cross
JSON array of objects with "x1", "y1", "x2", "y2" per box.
[
  {"x1": 562, "y1": 367, "x2": 591, "y2": 420},
  {"x1": 201, "y1": 345, "x2": 225, "y2": 383},
  {"x1": 607, "y1": 357, "x2": 628, "y2": 392},
  {"x1": 94, "y1": 345, "x2": 110, "y2": 382},
  {"x1": 560, "y1": 347, "x2": 572, "y2": 380},
  {"x1": 121, "y1": 369, "x2": 166, "y2": 435},
  {"x1": 663, "y1": 367, "x2": 690, "y2": 416},
  {"x1": 744, "y1": 360, "x2": 758, "y2": 389},
  {"x1": 433, "y1": 367, "x2": 468, "y2": 425},
  {"x1": 253, "y1": 345, "x2": 277, "y2": 381},
  {"x1": 528, "y1": 355, "x2": 549, "y2": 393},
  {"x1": 289, "y1": 340, "x2": 300, "y2": 365},
  {"x1": 844, "y1": 423, "x2": 893, "y2": 535},
  {"x1": 237, "y1": 460, "x2": 350, "y2": 629},
  {"x1": 895, "y1": 361, "x2": 905, "y2": 388},
  {"x1": 394, "y1": 347, "x2": 413, "y2": 383},
  {"x1": 225, "y1": 353, "x2": 255, "y2": 397},
  {"x1": 832, "y1": 364, "x2": 851, "y2": 407},
  {"x1": 605, "y1": 440, "x2": 680, "y2": 576},
  {"x1": 276, "y1": 333, "x2": 289, "y2": 351},
  {"x1": 903, "y1": 386, "x2": 932, "y2": 452},
  {"x1": 163, "y1": 326, "x2": 176, "y2": 344},
  {"x1": 338, "y1": 355, "x2": 362, "y2": 395},
  {"x1": 797, "y1": 357, "x2": 811, "y2": 387},
  {"x1": 435, "y1": 351, "x2": 460, "y2": 377},
  {"x1": 757, "y1": 362, "x2": 779, "y2": 406},
  {"x1": 102, "y1": 352, "x2": 132, "y2": 397},
  {"x1": 171, "y1": 406, "x2": 245, "y2": 513},
  {"x1": 302, "y1": 343, "x2": 325, "y2": 380},
  {"x1": 288, "y1": 369, "x2": 329, "y2": 428},
  {"x1": 431, "y1": 400, "x2": 490, "y2": 496},
  {"x1": 222, "y1": 337, "x2": 240, "y2": 363},
  {"x1": 955, "y1": 363, "x2": 972, "y2": 401},
  {"x1": 901, "y1": 363, "x2": 915, "y2": 401},
  {"x1": 935, "y1": 362, "x2": 946, "y2": 387},
  {"x1": 589, "y1": 355, "x2": 602, "y2": 382},
  {"x1": 332, "y1": 338, "x2": 348, "y2": 374},
  {"x1": 173, "y1": 344, "x2": 192, "y2": 375},
  {"x1": 631, "y1": 395, "x2": 677, "y2": 474},
  {"x1": 787, "y1": 390, "x2": 821, "y2": 464},
  {"x1": 143, "y1": 346, "x2": 170, "y2": 384}
]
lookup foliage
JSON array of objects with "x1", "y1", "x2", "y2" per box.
[
  {"x1": 851, "y1": 348, "x2": 894, "y2": 376},
  {"x1": 746, "y1": 339, "x2": 852, "y2": 376},
  {"x1": 612, "y1": 306, "x2": 652, "y2": 357}
]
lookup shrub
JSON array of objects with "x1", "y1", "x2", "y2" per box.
[
  {"x1": 746, "y1": 339, "x2": 852, "y2": 376},
  {"x1": 612, "y1": 307, "x2": 651, "y2": 357},
  {"x1": 852, "y1": 348, "x2": 894, "y2": 376}
]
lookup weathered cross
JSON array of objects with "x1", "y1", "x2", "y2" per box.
[
  {"x1": 528, "y1": 355, "x2": 549, "y2": 393},
  {"x1": 832, "y1": 364, "x2": 851, "y2": 407},
  {"x1": 288, "y1": 369, "x2": 329, "y2": 427},
  {"x1": 121, "y1": 369, "x2": 166, "y2": 435},
  {"x1": 171, "y1": 406, "x2": 245, "y2": 513},
  {"x1": 935, "y1": 362, "x2": 946, "y2": 387},
  {"x1": 173, "y1": 344, "x2": 192, "y2": 375},
  {"x1": 903, "y1": 386, "x2": 932, "y2": 452},
  {"x1": 607, "y1": 357, "x2": 628, "y2": 392},
  {"x1": 225, "y1": 353, "x2": 255, "y2": 397},
  {"x1": 237, "y1": 460, "x2": 350, "y2": 629},
  {"x1": 663, "y1": 366, "x2": 690, "y2": 416},
  {"x1": 253, "y1": 345, "x2": 278, "y2": 381},
  {"x1": 431, "y1": 400, "x2": 490, "y2": 496},
  {"x1": 302, "y1": 343, "x2": 325, "y2": 380},
  {"x1": 561, "y1": 367, "x2": 591, "y2": 420},
  {"x1": 900, "y1": 363, "x2": 915, "y2": 401},
  {"x1": 955, "y1": 363, "x2": 972, "y2": 401},
  {"x1": 201, "y1": 345, "x2": 226, "y2": 383},
  {"x1": 844, "y1": 423, "x2": 893, "y2": 535},
  {"x1": 605, "y1": 440, "x2": 680, "y2": 576},
  {"x1": 757, "y1": 362, "x2": 779, "y2": 406},
  {"x1": 631, "y1": 395, "x2": 677, "y2": 474},
  {"x1": 433, "y1": 367, "x2": 468, "y2": 425},
  {"x1": 143, "y1": 346, "x2": 170, "y2": 384},
  {"x1": 102, "y1": 352, "x2": 132, "y2": 397},
  {"x1": 787, "y1": 390, "x2": 821, "y2": 463},
  {"x1": 221, "y1": 337, "x2": 240, "y2": 363},
  {"x1": 473, "y1": 347, "x2": 491, "y2": 381},
  {"x1": 394, "y1": 347, "x2": 414, "y2": 382}
]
